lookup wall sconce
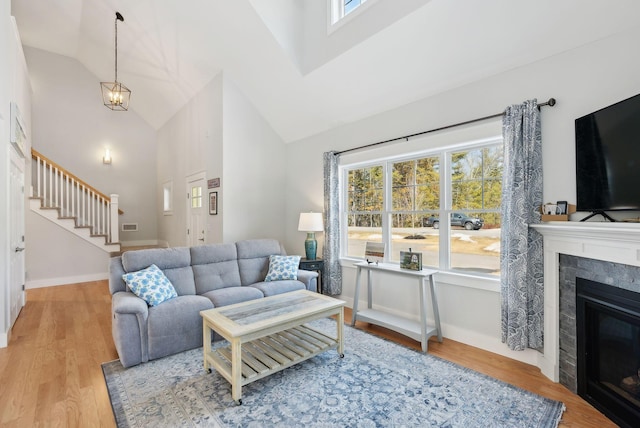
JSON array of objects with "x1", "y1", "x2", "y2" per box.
[{"x1": 103, "y1": 148, "x2": 112, "y2": 164}]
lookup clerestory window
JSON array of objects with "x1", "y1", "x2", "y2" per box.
[
  {"x1": 331, "y1": 0, "x2": 370, "y2": 25},
  {"x1": 341, "y1": 137, "x2": 503, "y2": 277}
]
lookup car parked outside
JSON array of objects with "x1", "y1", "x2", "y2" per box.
[{"x1": 423, "y1": 213, "x2": 484, "y2": 230}]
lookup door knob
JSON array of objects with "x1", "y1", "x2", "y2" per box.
[{"x1": 15, "y1": 247, "x2": 25, "y2": 252}]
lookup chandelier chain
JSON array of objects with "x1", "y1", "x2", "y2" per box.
[{"x1": 114, "y1": 14, "x2": 118, "y2": 82}]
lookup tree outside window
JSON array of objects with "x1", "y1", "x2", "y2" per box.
[{"x1": 342, "y1": 140, "x2": 503, "y2": 277}]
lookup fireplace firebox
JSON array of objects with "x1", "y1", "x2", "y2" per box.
[{"x1": 577, "y1": 277, "x2": 640, "y2": 428}]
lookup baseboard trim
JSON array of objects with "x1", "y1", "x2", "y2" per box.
[
  {"x1": 120, "y1": 239, "x2": 167, "y2": 247},
  {"x1": 0, "y1": 330, "x2": 9, "y2": 348},
  {"x1": 341, "y1": 295, "x2": 540, "y2": 367},
  {"x1": 26, "y1": 272, "x2": 109, "y2": 289}
]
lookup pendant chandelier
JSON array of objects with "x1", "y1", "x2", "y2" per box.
[{"x1": 100, "y1": 12, "x2": 131, "y2": 111}]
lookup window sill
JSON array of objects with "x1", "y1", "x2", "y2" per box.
[{"x1": 340, "y1": 258, "x2": 500, "y2": 293}]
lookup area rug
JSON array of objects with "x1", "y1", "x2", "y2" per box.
[{"x1": 102, "y1": 319, "x2": 565, "y2": 427}]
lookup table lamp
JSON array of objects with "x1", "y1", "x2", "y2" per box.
[{"x1": 298, "y1": 212, "x2": 323, "y2": 260}]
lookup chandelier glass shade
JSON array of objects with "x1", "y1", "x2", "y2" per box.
[{"x1": 101, "y1": 12, "x2": 131, "y2": 111}]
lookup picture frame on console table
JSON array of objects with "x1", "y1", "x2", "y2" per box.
[
  {"x1": 364, "y1": 241, "x2": 385, "y2": 264},
  {"x1": 400, "y1": 250, "x2": 423, "y2": 271}
]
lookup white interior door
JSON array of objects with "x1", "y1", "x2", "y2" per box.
[
  {"x1": 9, "y1": 148, "x2": 26, "y2": 329},
  {"x1": 186, "y1": 172, "x2": 206, "y2": 247}
]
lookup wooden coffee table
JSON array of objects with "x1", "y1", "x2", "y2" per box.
[{"x1": 200, "y1": 289, "x2": 345, "y2": 404}]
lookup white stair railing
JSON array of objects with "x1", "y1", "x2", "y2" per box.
[{"x1": 31, "y1": 149, "x2": 120, "y2": 244}]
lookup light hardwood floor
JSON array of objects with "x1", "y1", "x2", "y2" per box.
[{"x1": 0, "y1": 281, "x2": 615, "y2": 427}]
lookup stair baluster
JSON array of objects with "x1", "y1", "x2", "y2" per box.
[{"x1": 30, "y1": 149, "x2": 121, "y2": 251}]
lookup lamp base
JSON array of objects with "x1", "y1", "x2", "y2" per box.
[{"x1": 304, "y1": 232, "x2": 317, "y2": 260}]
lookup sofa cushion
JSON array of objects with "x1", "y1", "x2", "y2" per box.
[
  {"x1": 202, "y1": 287, "x2": 264, "y2": 307},
  {"x1": 236, "y1": 239, "x2": 284, "y2": 286},
  {"x1": 122, "y1": 264, "x2": 178, "y2": 306},
  {"x1": 191, "y1": 244, "x2": 242, "y2": 294},
  {"x1": 251, "y1": 280, "x2": 306, "y2": 297},
  {"x1": 264, "y1": 255, "x2": 301, "y2": 281},
  {"x1": 122, "y1": 247, "x2": 196, "y2": 295},
  {"x1": 147, "y1": 295, "x2": 214, "y2": 361}
]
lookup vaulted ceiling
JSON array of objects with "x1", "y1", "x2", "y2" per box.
[{"x1": 11, "y1": 0, "x2": 640, "y2": 142}]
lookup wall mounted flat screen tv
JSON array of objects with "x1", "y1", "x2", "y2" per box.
[{"x1": 575, "y1": 93, "x2": 640, "y2": 220}]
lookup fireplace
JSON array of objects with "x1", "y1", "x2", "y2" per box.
[{"x1": 576, "y1": 277, "x2": 640, "y2": 428}]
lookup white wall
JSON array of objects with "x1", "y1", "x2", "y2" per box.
[
  {"x1": 284, "y1": 25, "x2": 640, "y2": 364},
  {"x1": 0, "y1": 2, "x2": 12, "y2": 346},
  {"x1": 249, "y1": 0, "x2": 303, "y2": 71},
  {"x1": 24, "y1": 47, "x2": 158, "y2": 244},
  {"x1": 26, "y1": 212, "x2": 110, "y2": 288},
  {"x1": 23, "y1": 47, "x2": 158, "y2": 284},
  {"x1": 157, "y1": 74, "x2": 224, "y2": 247},
  {"x1": 221, "y1": 77, "x2": 287, "y2": 244},
  {"x1": 157, "y1": 73, "x2": 288, "y2": 247},
  {"x1": 301, "y1": 0, "x2": 429, "y2": 74}
]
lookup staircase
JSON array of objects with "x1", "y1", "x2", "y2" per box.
[{"x1": 29, "y1": 149, "x2": 121, "y2": 253}]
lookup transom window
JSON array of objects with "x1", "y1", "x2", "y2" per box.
[{"x1": 341, "y1": 138, "x2": 503, "y2": 277}]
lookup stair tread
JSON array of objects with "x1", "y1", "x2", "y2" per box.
[{"x1": 31, "y1": 194, "x2": 121, "y2": 253}]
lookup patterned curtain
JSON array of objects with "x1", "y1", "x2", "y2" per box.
[
  {"x1": 500, "y1": 99, "x2": 544, "y2": 351},
  {"x1": 322, "y1": 151, "x2": 342, "y2": 295}
]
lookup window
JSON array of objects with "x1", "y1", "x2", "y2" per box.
[
  {"x1": 191, "y1": 185, "x2": 203, "y2": 209},
  {"x1": 342, "y1": 138, "x2": 503, "y2": 277},
  {"x1": 346, "y1": 165, "x2": 383, "y2": 257},
  {"x1": 163, "y1": 181, "x2": 173, "y2": 215},
  {"x1": 331, "y1": 0, "x2": 370, "y2": 25}
]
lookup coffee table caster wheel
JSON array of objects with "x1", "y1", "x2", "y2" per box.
[
  {"x1": 206, "y1": 368, "x2": 212, "y2": 373},
  {"x1": 339, "y1": 353, "x2": 344, "y2": 358},
  {"x1": 235, "y1": 399, "x2": 242, "y2": 406}
]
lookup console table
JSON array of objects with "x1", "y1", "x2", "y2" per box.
[{"x1": 351, "y1": 261, "x2": 442, "y2": 352}]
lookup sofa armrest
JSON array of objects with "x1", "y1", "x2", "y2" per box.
[
  {"x1": 111, "y1": 291, "x2": 149, "y2": 367},
  {"x1": 113, "y1": 291, "x2": 149, "y2": 315},
  {"x1": 297, "y1": 269, "x2": 318, "y2": 292}
]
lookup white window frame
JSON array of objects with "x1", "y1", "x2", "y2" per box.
[
  {"x1": 329, "y1": 0, "x2": 377, "y2": 29},
  {"x1": 339, "y1": 136, "x2": 503, "y2": 282}
]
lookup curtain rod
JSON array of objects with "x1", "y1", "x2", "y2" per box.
[{"x1": 336, "y1": 97, "x2": 557, "y2": 156}]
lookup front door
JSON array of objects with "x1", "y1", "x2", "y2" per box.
[
  {"x1": 186, "y1": 172, "x2": 206, "y2": 246},
  {"x1": 9, "y1": 147, "x2": 26, "y2": 329}
]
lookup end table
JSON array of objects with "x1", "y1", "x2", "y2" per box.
[{"x1": 299, "y1": 258, "x2": 324, "y2": 293}]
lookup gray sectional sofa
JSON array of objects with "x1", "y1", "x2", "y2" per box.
[{"x1": 109, "y1": 238, "x2": 318, "y2": 367}]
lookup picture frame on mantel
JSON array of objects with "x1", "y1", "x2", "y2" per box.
[{"x1": 209, "y1": 192, "x2": 218, "y2": 215}]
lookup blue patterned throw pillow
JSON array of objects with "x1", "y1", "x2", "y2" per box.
[
  {"x1": 264, "y1": 255, "x2": 301, "y2": 282},
  {"x1": 122, "y1": 264, "x2": 178, "y2": 306}
]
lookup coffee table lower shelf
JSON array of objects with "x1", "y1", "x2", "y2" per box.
[{"x1": 205, "y1": 324, "x2": 341, "y2": 403}]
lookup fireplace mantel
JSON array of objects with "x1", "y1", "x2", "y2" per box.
[{"x1": 530, "y1": 221, "x2": 640, "y2": 381}]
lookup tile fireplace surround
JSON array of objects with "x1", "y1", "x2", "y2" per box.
[{"x1": 531, "y1": 221, "x2": 640, "y2": 383}]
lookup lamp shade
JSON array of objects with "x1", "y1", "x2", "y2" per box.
[{"x1": 298, "y1": 212, "x2": 323, "y2": 232}]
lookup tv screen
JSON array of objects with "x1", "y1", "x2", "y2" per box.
[{"x1": 575, "y1": 93, "x2": 640, "y2": 213}]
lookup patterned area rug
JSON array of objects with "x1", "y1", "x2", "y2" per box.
[{"x1": 102, "y1": 319, "x2": 564, "y2": 427}]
